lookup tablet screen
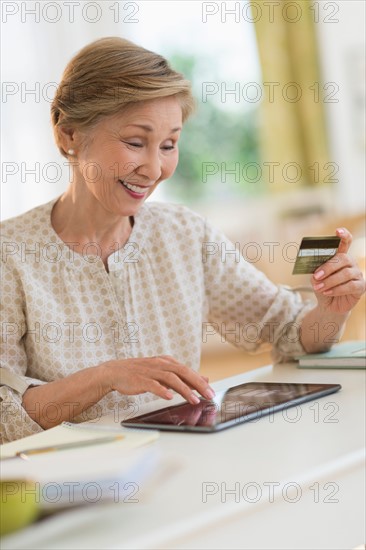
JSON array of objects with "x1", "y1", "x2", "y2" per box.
[{"x1": 121, "y1": 382, "x2": 341, "y2": 432}]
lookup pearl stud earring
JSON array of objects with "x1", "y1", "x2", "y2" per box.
[{"x1": 67, "y1": 148, "x2": 75, "y2": 155}]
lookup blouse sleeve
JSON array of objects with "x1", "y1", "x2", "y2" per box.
[
  {"x1": 202, "y1": 220, "x2": 314, "y2": 362},
  {"x1": 0, "y1": 261, "x2": 45, "y2": 443}
]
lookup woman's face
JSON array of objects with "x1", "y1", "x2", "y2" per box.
[{"x1": 68, "y1": 96, "x2": 182, "y2": 217}]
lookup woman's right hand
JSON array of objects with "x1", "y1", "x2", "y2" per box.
[
  {"x1": 100, "y1": 355, "x2": 215, "y2": 405},
  {"x1": 21, "y1": 355, "x2": 214, "y2": 430}
]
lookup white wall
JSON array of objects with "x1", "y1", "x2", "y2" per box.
[{"x1": 1, "y1": 2, "x2": 129, "y2": 220}]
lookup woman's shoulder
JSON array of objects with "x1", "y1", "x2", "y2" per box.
[{"x1": 0, "y1": 198, "x2": 56, "y2": 243}]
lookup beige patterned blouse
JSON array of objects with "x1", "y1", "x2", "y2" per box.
[{"x1": 0, "y1": 198, "x2": 311, "y2": 443}]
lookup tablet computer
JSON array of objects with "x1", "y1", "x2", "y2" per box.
[{"x1": 121, "y1": 382, "x2": 341, "y2": 433}]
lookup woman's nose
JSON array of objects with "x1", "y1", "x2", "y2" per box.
[{"x1": 137, "y1": 150, "x2": 162, "y2": 182}]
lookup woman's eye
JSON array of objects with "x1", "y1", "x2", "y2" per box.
[
  {"x1": 123, "y1": 141, "x2": 176, "y2": 150},
  {"x1": 126, "y1": 142, "x2": 143, "y2": 148}
]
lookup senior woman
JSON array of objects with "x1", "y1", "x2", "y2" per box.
[{"x1": 0, "y1": 38, "x2": 365, "y2": 443}]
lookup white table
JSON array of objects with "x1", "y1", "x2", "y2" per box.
[{"x1": 2, "y1": 362, "x2": 365, "y2": 550}]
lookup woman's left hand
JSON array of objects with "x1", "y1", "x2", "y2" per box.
[{"x1": 311, "y1": 228, "x2": 366, "y2": 315}]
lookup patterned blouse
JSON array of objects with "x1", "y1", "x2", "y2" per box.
[{"x1": 0, "y1": 198, "x2": 312, "y2": 442}]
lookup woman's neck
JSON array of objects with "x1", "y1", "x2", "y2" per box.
[{"x1": 51, "y1": 188, "x2": 133, "y2": 269}]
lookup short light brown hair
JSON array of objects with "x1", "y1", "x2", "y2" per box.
[{"x1": 51, "y1": 37, "x2": 196, "y2": 157}]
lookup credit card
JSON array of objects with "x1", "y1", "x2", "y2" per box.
[{"x1": 292, "y1": 236, "x2": 341, "y2": 274}]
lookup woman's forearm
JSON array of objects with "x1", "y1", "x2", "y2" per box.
[
  {"x1": 300, "y1": 306, "x2": 349, "y2": 354},
  {"x1": 21, "y1": 356, "x2": 215, "y2": 430},
  {"x1": 22, "y1": 364, "x2": 109, "y2": 429}
]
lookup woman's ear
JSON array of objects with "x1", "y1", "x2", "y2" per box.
[{"x1": 57, "y1": 125, "x2": 78, "y2": 156}]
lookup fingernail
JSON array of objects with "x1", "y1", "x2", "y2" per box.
[
  {"x1": 336, "y1": 228, "x2": 344, "y2": 235},
  {"x1": 191, "y1": 394, "x2": 200, "y2": 404},
  {"x1": 314, "y1": 270, "x2": 325, "y2": 280},
  {"x1": 313, "y1": 282, "x2": 324, "y2": 290},
  {"x1": 205, "y1": 388, "x2": 215, "y2": 399}
]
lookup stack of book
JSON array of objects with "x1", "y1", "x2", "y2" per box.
[
  {"x1": 1, "y1": 422, "x2": 161, "y2": 512},
  {"x1": 297, "y1": 341, "x2": 366, "y2": 369}
]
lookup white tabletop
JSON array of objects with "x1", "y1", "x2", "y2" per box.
[{"x1": 2, "y1": 362, "x2": 365, "y2": 550}]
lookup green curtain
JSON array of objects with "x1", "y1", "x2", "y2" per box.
[{"x1": 252, "y1": 0, "x2": 330, "y2": 190}]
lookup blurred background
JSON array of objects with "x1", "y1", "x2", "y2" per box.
[{"x1": 1, "y1": 1, "x2": 365, "y2": 376}]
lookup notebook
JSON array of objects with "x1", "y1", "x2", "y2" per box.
[
  {"x1": 0, "y1": 421, "x2": 159, "y2": 459},
  {"x1": 297, "y1": 341, "x2": 366, "y2": 369}
]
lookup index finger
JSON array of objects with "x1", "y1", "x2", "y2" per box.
[
  {"x1": 336, "y1": 227, "x2": 352, "y2": 254},
  {"x1": 161, "y1": 362, "x2": 215, "y2": 400}
]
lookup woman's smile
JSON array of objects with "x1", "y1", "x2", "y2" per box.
[{"x1": 119, "y1": 179, "x2": 152, "y2": 199}]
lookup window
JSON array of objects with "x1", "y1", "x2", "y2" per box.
[{"x1": 125, "y1": 1, "x2": 262, "y2": 204}]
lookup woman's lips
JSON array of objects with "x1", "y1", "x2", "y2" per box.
[{"x1": 119, "y1": 179, "x2": 149, "y2": 199}]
